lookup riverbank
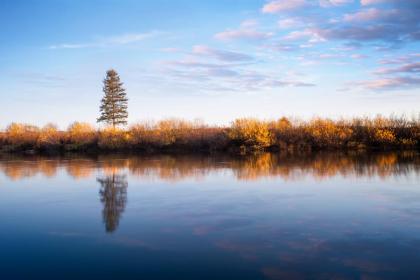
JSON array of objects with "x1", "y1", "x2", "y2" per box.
[{"x1": 1, "y1": 117, "x2": 418, "y2": 154}]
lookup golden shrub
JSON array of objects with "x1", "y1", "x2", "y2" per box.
[
  {"x1": 0, "y1": 131, "x2": 5, "y2": 145},
  {"x1": 37, "y1": 123, "x2": 61, "y2": 147},
  {"x1": 155, "y1": 119, "x2": 194, "y2": 146},
  {"x1": 129, "y1": 122, "x2": 157, "y2": 146},
  {"x1": 67, "y1": 122, "x2": 97, "y2": 145},
  {"x1": 98, "y1": 126, "x2": 129, "y2": 149},
  {"x1": 400, "y1": 138, "x2": 416, "y2": 147},
  {"x1": 306, "y1": 119, "x2": 353, "y2": 147},
  {"x1": 228, "y1": 118, "x2": 273, "y2": 148},
  {"x1": 155, "y1": 120, "x2": 176, "y2": 146},
  {"x1": 372, "y1": 115, "x2": 391, "y2": 128},
  {"x1": 374, "y1": 128, "x2": 396, "y2": 145},
  {"x1": 5, "y1": 123, "x2": 40, "y2": 147},
  {"x1": 273, "y1": 117, "x2": 292, "y2": 131}
]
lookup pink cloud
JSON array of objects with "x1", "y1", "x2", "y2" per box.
[
  {"x1": 361, "y1": 0, "x2": 389, "y2": 5},
  {"x1": 343, "y1": 8, "x2": 397, "y2": 22},
  {"x1": 191, "y1": 45, "x2": 254, "y2": 62},
  {"x1": 357, "y1": 76, "x2": 420, "y2": 90},
  {"x1": 262, "y1": 0, "x2": 307, "y2": 13},
  {"x1": 283, "y1": 29, "x2": 325, "y2": 43},
  {"x1": 374, "y1": 62, "x2": 420, "y2": 75},
  {"x1": 320, "y1": 0, "x2": 353, "y2": 7},
  {"x1": 215, "y1": 29, "x2": 272, "y2": 41},
  {"x1": 278, "y1": 18, "x2": 302, "y2": 29}
]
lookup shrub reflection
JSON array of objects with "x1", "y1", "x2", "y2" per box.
[{"x1": 0, "y1": 152, "x2": 418, "y2": 182}]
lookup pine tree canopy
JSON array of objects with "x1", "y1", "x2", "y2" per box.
[{"x1": 97, "y1": 69, "x2": 128, "y2": 126}]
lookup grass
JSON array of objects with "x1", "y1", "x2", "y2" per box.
[{"x1": 0, "y1": 116, "x2": 419, "y2": 153}]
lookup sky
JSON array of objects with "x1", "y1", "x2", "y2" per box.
[{"x1": 0, "y1": 0, "x2": 419, "y2": 128}]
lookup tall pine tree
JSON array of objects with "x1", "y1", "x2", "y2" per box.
[{"x1": 97, "y1": 69, "x2": 128, "y2": 127}]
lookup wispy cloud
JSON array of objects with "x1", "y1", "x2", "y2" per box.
[
  {"x1": 283, "y1": 29, "x2": 325, "y2": 43},
  {"x1": 349, "y1": 54, "x2": 420, "y2": 90},
  {"x1": 262, "y1": 0, "x2": 420, "y2": 46},
  {"x1": 343, "y1": 8, "x2": 396, "y2": 22},
  {"x1": 262, "y1": 0, "x2": 308, "y2": 13},
  {"x1": 192, "y1": 45, "x2": 254, "y2": 62},
  {"x1": 160, "y1": 56, "x2": 315, "y2": 93},
  {"x1": 379, "y1": 53, "x2": 420, "y2": 65},
  {"x1": 215, "y1": 29, "x2": 272, "y2": 42},
  {"x1": 356, "y1": 76, "x2": 420, "y2": 90},
  {"x1": 268, "y1": 43, "x2": 302, "y2": 52},
  {"x1": 240, "y1": 19, "x2": 259, "y2": 28},
  {"x1": 49, "y1": 31, "x2": 160, "y2": 49},
  {"x1": 374, "y1": 62, "x2": 420, "y2": 75},
  {"x1": 278, "y1": 18, "x2": 302, "y2": 29},
  {"x1": 319, "y1": 0, "x2": 353, "y2": 7},
  {"x1": 361, "y1": 0, "x2": 389, "y2": 6},
  {"x1": 215, "y1": 20, "x2": 273, "y2": 42}
]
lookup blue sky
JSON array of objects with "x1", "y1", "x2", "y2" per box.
[{"x1": 1, "y1": 0, "x2": 419, "y2": 127}]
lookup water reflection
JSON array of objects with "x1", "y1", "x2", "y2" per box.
[
  {"x1": 97, "y1": 173, "x2": 128, "y2": 233},
  {"x1": 1, "y1": 152, "x2": 420, "y2": 279},
  {"x1": 0, "y1": 151, "x2": 418, "y2": 182}
]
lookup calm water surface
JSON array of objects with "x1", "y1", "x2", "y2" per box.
[{"x1": 0, "y1": 152, "x2": 419, "y2": 279}]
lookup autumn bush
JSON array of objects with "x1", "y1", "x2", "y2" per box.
[
  {"x1": 66, "y1": 122, "x2": 97, "y2": 149},
  {"x1": 155, "y1": 119, "x2": 228, "y2": 150},
  {"x1": 156, "y1": 119, "x2": 189, "y2": 146},
  {"x1": 130, "y1": 119, "x2": 227, "y2": 151},
  {"x1": 189, "y1": 126, "x2": 228, "y2": 150},
  {"x1": 129, "y1": 121, "x2": 159, "y2": 149},
  {"x1": 305, "y1": 119, "x2": 353, "y2": 148},
  {"x1": 37, "y1": 124, "x2": 62, "y2": 150},
  {"x1": 228, "y1": 118, "x2": 273, "y2": 150},
  {"x1": 5, "y1": 123, "x2": 40, "y2": 150},
  {"x1": 373, "y1": 128, "x2": 396, "y2": 145},
  {"x1": 270, "y1": 117, "x2": 310, "y2": 150},
  {"x1": 0, "y1": 131, "x2": 5, "y2": 147},
  {"x1": 98, "y1": 127, "x2": 130, "y2": 150}
]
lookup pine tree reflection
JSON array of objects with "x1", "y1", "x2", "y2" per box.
[{"x1": 97, "y1": 173, "x2": 128, "y2": 233}]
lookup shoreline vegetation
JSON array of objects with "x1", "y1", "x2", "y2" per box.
[{"x1": 0, "y1": 116, "x2": 419, "y2": 154}]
